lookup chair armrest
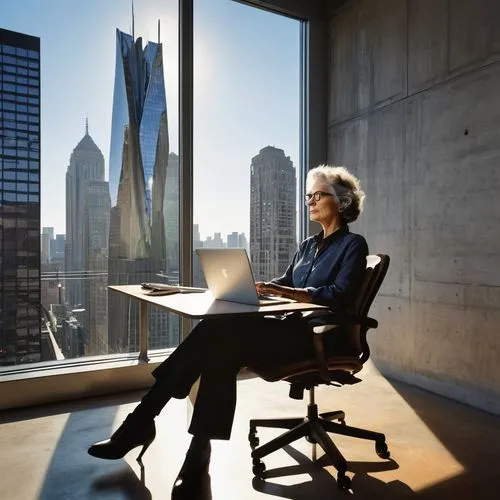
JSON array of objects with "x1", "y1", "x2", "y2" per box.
[
  {"x1": 308, "y1": 313, "x2": 378, "y2": 330},
  {"x1": 306, "y1": 313, "x2": 377, "y2": 383}
]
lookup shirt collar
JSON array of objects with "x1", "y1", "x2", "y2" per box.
[{"x1": 313, "y1": 224, "x2": 349, "y2": 247}]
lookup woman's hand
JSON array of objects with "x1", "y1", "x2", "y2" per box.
[
  {"x1": 256, "y1": 282, "x2": 312, "y2": 302},
  {"x1": 255, "y1": 281, "x2": 281, "y2": 296}
]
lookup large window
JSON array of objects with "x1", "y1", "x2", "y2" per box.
[
  {"x1": 0, "y1": 1, "x2": 323, "y2": 395},
  {"x1": 192, "y1": 0, "x2": 301, "y2": 286},
  {"x1": 0, "y1": 0, "x2": 179, "y2": 368}
]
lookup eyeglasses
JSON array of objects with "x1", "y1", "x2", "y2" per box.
[{"x1": 305, "y1": 191, "x2": 334, "y2": 203}]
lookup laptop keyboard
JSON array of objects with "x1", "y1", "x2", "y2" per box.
[{"x1": 257, "y1": 294, "x2": 293, "y2": 305}]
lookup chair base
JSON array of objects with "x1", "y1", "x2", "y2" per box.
[{"x1": 249, "y1": 403, "x2": 389, "y2": 489}]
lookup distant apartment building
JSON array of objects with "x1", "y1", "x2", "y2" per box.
[
  {"x1": 41, "y1": 232, "x2": 50, "y2": 265},
  {"x1": 203, "y1": 232, "x2": 224, "y2": 248},
  {"x1": 250, "y1": 146, "x2": 297, "y2": 281},
  {"x1": 193, "y1": 224, "x2": 201, "y2": 248},
  {"x1": 50, "y1": 234, "x2": 65, "y2": 265},
  {"x1": 65, "y1": 122, "x2": 110, "y2": 356},
  {"x1": 227, "y1": 232, "x2": 238, "y2": 248},
  {"x1": 238, "y1": 233, "x2": 248, "y2": 251},
  {"x1": 0, "y1": 28, "x2": 41, "y2": 365},
  {"x1": 227, "y1": 231, "x2": 248, "y2": 251},
  {"x1": 41, "y1": 227, "x2": 54, "y2": 264},
  {"x1": 43, "y1": 226, "x2": 54, "y2": 240}
]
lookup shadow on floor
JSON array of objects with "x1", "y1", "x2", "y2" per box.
[
  {"x1": 91, "y1": 465, "x2": 213, "y2": 500},
  {"x1": 252, "y1": 444, "x2": 414, "y2": 499},
  {"x1": 385, "y1": 379, "x2": 500, "y2": 500},
  {"x1": 34, "y1": 402, "x2": 152, "y2": 500},
  {"x1": 91, "y1": 465, "x2": 153, "y2": 500}
]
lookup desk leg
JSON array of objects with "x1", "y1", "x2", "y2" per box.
[{"x1": 138, "y1": 300, "x2": 149, "y2": 362}]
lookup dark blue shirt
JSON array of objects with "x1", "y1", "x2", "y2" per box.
[{"x1": 272, "y1": 225, "x2": 368, "y2": 311}]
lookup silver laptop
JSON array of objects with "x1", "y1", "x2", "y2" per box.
[{"x1": 196, "y1": 248, "x2": 292, "y2": 306}]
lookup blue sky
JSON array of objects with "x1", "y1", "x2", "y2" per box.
[{"x1": 2, "y1": 0, "x2": 300, "y2": 240}]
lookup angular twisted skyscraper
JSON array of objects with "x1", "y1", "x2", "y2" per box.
[{"x1": 108, "y1": 28, "x2": 177, "y2": 352}]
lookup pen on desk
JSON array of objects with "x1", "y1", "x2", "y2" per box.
[
  {"x1": 145, "y1": 289, "x2": 180, "y2": 296},
  {"x1": 144, "y1": 289, "x2": 206, "y2": 296}
]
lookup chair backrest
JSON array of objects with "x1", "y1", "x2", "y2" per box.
[
  {"x1": 354, "y1": 254, "x2": 390, "y2": 318},
  {"x1": 249, "y1": 254, "x2": 390, "y2": 387},
  {"x1": 350, "y1": 254, "x2": 390, "y2": 358}
]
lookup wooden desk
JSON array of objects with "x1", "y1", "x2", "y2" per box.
[{"x1": 109, "y1": 285, "x2": 327, "y2": 361}]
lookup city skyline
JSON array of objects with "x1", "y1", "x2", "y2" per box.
[{"x1": 0, "y1": 0, "x2": 300, "y2": 240}]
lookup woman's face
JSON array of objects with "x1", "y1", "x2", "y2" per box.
[{"x1": 306, "y1": 176, "x2": 340, "y2": 226}]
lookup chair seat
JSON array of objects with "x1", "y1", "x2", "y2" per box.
[{"x1": 250, "y1": 356, "x2": 363, "y2": 383}]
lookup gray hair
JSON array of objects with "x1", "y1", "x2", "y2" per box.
[{"x1": 306, "y1": 165, "x2": 365, "y2": 223}]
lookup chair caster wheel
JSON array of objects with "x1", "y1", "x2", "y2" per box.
[
  {"x1": 337, "y1": 471, "x2": 351, "y2": 490},
  {"x1": 338, "y1": 417, "x2": 346, "y2": 426},
  {"x1": 252, "y1": 459, "x2": 266, "y2": 477},
  {"x1": 248, "y1": 434, "x2": 259, "y2": 449},
  {"x1": 248, "y1": 426, "x2": 259, "y2": 449},
  {"x1": 376, "y1": 440, "x2": 390, "y2": 459},
  {"x1": 306, "y1": 435, "x2": 317, "y2": 444}
]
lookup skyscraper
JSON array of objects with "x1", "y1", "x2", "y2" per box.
[
  {"x1": 41, "y1": 227, "x2": 54, "y2": 265},
  {"x1": 250, "y1": 146, "x2": 297, "y2": 281},
  {"x1": 227, "y1": 232, "x2": 238, "y2": 248},
  {"x1": 0, "y1": 28, "x2": 41, "y2": 366},
  {"x1": 108, "y1": 27, "x2": 177, "y2": 352},
  {"x1": 65, "y1": 122, "x2": 110, "y2": 356},
  {"x1": 41, "y1": 232, "x2": 50, "y2": 265},
  {"x1": 51, "y1": 234, "x2": 65, "y2": 265}
]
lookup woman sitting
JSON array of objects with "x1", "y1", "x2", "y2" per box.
[{"x1": 88, "y1": 164, "x2": 367, "y2": 499}]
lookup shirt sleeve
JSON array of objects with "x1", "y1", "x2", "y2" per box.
[
  {"x1": 270, "y1": 242, "x2": 303, "y2": 286},
  {"x1": 306, "y1": 236, "x2": 369, "y2": 310}
]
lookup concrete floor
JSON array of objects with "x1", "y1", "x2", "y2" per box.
[{"x1": 1, "y1": 361, "x2": 500, "y2": 500}]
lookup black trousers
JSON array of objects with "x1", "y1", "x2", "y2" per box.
[{"x1": 151, "y1": 314, "x2": 347, "y2": 440}]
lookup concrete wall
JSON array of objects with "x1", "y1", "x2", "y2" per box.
[{"x1": 327, "y1": 0, "x2": 500, "y2": 414}]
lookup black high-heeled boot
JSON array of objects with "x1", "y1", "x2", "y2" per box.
[
  {"x1": 171, "y1": 437, "x2": 211, "y2": 499},
  {"x1": 88, "y1": 413, "x2": 156, "y2": 463}
]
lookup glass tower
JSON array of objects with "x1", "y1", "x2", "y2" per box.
[
  {"x1": 0, "y1": 28, "x2": 41, "y2": 365},
  {"x1": 108, "y1": 28, "x2": 177, "y2": 352}
]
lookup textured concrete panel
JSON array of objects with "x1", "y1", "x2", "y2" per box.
[
  {"x1": 413, "y1": 64, "x2": 500, "y2": 286},
  {"x1": 327, "y1": 0, "x2": 500, "y2": 414},
  {"x1": 366, "y1": 102, "x2": 410, "y2": 298},
  {"x1": 328, "y1": 103, "x2": 410, "y2": 298},
  {"x1": 413, "y1": 279, "x2": 500, "y2": 310},
  {"x1": 407, "y1": 0, "x2": 448, "y2": 92},
  {"x1": 449, "y1": 0, "x2": 500, "y2": 73},
  {"x1": 327, "y1": 117, "x2": 368, "y2": 173},
  {"x1": 412, "y1": 299, "x2": 500, "y2": 396},
  {"x1": 328, "y1": 0, "x2": 407, "y2": 123},
  {"x1": 328, "y1": 4, "x2": 370, "y2": 122},
  {"x1": 370, "y1": 296, "x2": 413, "y2": 373}
]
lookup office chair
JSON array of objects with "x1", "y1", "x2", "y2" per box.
[{"x1": 248, "y1": 254, "x2": 390, "y2": 490}]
